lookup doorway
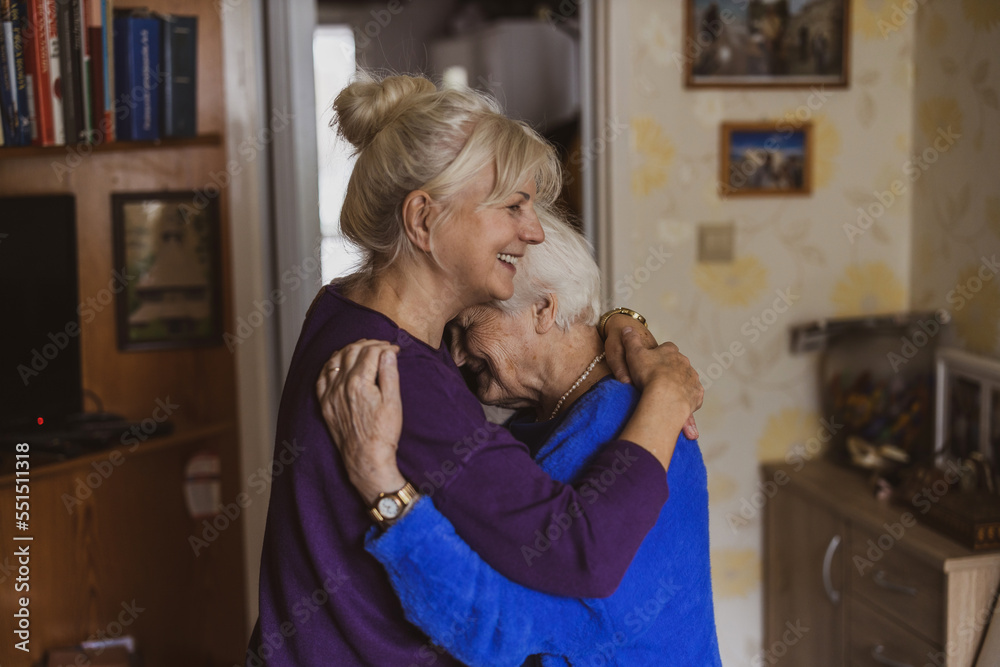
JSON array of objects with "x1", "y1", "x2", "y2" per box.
[{"x1": 313, "y1": 0, "x2": 599, "y2": 283}]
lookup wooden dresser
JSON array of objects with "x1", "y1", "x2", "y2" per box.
[{"x1": 762, "y1": 460, "x2": 1000, "y2": 666}]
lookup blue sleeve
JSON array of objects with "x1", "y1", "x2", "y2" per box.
[{"x1": 366, "y1": 498, "x2": 603, "y2": 667}]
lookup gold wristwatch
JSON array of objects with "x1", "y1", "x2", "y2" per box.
[
  {"x1": 598, "y1": 307, "x2": 648, "y2": 340},
  {"x1": 369, "y1": 482, "x2": 419, "y2": 529}
]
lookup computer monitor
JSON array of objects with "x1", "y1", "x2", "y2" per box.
[{"x1": 0, "y1": 195, "x2": 83, "y2": 430}]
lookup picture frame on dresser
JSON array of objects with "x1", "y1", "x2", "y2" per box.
[
  {"x1": 935, "y1": 348, "x2": 1000, "y2": 469},
  {"x1": 112, "y1": 191, "x2": 223, "y2": 351}
]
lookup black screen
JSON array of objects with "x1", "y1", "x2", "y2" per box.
[{"x1": 0, "y1": 195, "x2": 82, "y2": 429}]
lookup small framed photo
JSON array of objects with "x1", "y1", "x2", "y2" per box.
[
  {"x1": 685, "y1": 0, "x2": 850, "y2": 88},
  {"x1": 112, "y1": 192, "x2": 223, "y2": 351},
  {"x1": 935, "y1": 348, "x2": 1000, "y2": 466},
  {"x1": 719, "y1": 121, "x2": 812, "y2": 197}
]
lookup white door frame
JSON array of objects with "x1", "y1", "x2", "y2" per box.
[
  {"x1": 265, "y1": 0, "x2": 323, "y2": 378},
  {"x1": 221, "y1": 0, "x2": 278, "y2": 633},
  {"x1": 222, "y1": 0, "x2": 324, "y2": 634},
  {"x1": 581, "y1": 0, "x2": 623, "y2": 304}
]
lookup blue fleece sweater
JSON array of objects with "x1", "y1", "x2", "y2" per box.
[{"x1": 366, "y1": 377, "x2": 722, "y2": 666}]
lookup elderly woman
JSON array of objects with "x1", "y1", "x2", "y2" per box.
[
  {"x1": 248, "y1": 73, "x2": 703, "y2": 666},
  {"x1": 318, "y1": 212, "x2": 722, "y2": 666}
]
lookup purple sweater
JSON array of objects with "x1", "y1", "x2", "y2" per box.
[{"x1": 247, "y1": 285, "x2": 670, "y2": 666}]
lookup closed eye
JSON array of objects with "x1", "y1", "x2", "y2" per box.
[{"x1": 505, "y1": 191, "x2": 530, "y2": 214}]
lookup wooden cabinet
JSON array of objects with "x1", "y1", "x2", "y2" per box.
[
  {"x1": 0, "y1": 426, "x2": 246, "y2": 666},
  {"x1": 764, "y1": 481, "x2": 846, "y2": 665},
  {"x1": 763, "y1": 461, "x2": 1000, "y2": 667}
]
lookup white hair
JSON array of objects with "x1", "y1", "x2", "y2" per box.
[{"x1": 492, "y1": 208, "x2": 602, "y2": 330}]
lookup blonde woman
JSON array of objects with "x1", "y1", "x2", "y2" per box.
[{"x1": 247, "y1": 74, "x2": 702, "y2": 666}]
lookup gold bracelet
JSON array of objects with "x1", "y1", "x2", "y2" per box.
[{"x1": 598, "y1": 307, "x2": 648, "y2": 340}]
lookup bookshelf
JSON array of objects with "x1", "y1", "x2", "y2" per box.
[
  {"x1": 0, "y1": 133, "x2": 223, "y2": 159},
  {"x1": 0, "y1": 0, "x2": 247, "y2": 664},
  {"x1": 0, "y1": 421, "x2": 235, "y2": 484}
]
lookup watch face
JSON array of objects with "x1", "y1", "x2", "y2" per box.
[{"x1": 377, "y1": 496, "x2": 401, "y2": 519}]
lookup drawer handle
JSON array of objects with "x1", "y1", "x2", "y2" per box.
[
  {"x1": 871, "y1": 645, "x2": 914, "y2": 667},
  {"x1": 874, "y1": 570, "x2": 917, "y2": 597},
  {"x1": 822, "y1": 534, "x2": 841, "y2": 605}
]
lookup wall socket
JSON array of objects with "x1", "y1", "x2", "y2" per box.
[{"x1": 698, "y1": 222, "x2": 735, "y2": 262}]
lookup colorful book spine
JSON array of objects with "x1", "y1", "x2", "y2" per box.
[
  {"x1": 55, "y1": 0, "x2": 79, "y2": 143},
  {"x1": 100, "y1": 0, "x2": 111, "y2": 141},
  {"x1": 113, "y1": 11, "x2": 159, "y2": 141},
  {"x1": 9, "y1": 0, "x2": 30, "y2": 144},
  {"x1": 86, "y1": 23, "x2": 100, "y2": 141},
  {"x1": 58, "y1": 0, "x2": 87, "y2": 143},
  {"x1": 161, "y1": 14, "x2": 195, "y2": 138},
  {"x1": 21, "y1": 0, "x2": 37, "y2": 142},
  {"x1": 84, "y1": 0, "x2": 100, "y2": 141},
  {"x1": 0, "y1": 4, "x2": 14, "y2": 145},
  {"x1": 24, "y1": 0, "x2": 56, "y2": 146},
  {"x1": 41, "y1": 0, "x2": 64, "y2": 144},
  {"x1": 75, "y1": 0, "x2": 91, "y2": 141}
]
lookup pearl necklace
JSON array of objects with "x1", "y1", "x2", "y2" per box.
[{"x1": 549, "y1": 352, "x2": 606, "y2": 420}]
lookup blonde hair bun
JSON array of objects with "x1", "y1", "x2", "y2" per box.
[
  {"x1": 330, "y1": 69, "x2": 561, "y2": 283},
  {"x1": 334, "y1": 74, "x2": 437, "y2": 151}
]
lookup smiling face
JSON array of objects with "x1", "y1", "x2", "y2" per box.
[
  {"x1": 429, "y1": 168, "x2": 544, "y2": 309},
  {"x1": 449, "y1": 304, "x2": 542, "y2": 409}
]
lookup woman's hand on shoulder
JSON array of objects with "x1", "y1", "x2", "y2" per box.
[
  {"x1": 604, "y1": 315, "x2": 701, "y2": 438},
  {"x1": 603, "y1": 313, "x2": 658, "y2": 384},
  {"x1": 316, "y1": 339, "x2": 408, "y2": 504},
  {"x1": 621, "y1": 328, "x2": 703, "y2": 438}
]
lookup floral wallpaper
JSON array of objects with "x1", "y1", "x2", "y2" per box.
[
  {"x1": 610, "y1": 0, "x2": 998, "y2": 662},
  {"x1": 910, "y1": 0, "x2": 1000, "y2": 358}
]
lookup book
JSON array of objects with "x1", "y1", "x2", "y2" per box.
[
  {"x1": 0, "y1": 8, "x2": 12, "y2": 145},
  {"x1": 0, "y1": 0, "x2": 29, "y2": 145},
  {"x1": 8, "y1": 0, "x2": 31, "y2": 144},
  {"x1": 21, "y1": 0, "x2": 38, "y2": 143},
  {"x1": 83, "y1": 0, "x2": 100, "y2": 141},
  {"x1": 86, "y1": 23, "x2": 100, "y2": 141},
  {"x1": 99, "y1": 0, "x2": 110, "y2": 141},
  {"x1": 41, "y1": 0, "x2": 63, "y2": 143},
  {"x1": 55, "y1": 0, "x2": 81, "y2": 143},
  {"x1": 161, "y1": 14, "x2": 195, "y2": 138},
  {"x1": 75, "y1": 0, "x2": 91, "y2": 141},
  {"x1": 112, "y1": 10, "x2": 160, "y2": 141}
]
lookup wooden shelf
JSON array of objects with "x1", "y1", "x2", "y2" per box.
[
  {"x1": 0, "y1": 133, "x2": 223, "y2": 160},
  {"x1": 0, "y1": 420, "x2": 235, "y2": 485}
]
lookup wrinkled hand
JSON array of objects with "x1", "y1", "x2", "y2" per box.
[
  {"x1": 603, "y1": 314, "x2": 658, "y2": 384},
  {"x1": 316, "y1": 339, "x2": 407, "y2": 504},
  {"x1": 621, "y1": 328, "x2": 703, "y2": 438},
  {"x1": 604, "y1": 315, "x2": 700, "y2": 439}
]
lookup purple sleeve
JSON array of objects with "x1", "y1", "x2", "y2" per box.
[{"x1": 393, "y1": 353, "x2": 669, "y2": 599}]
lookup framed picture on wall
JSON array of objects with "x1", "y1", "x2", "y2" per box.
[
  {"x1": 719, "y1": 121, "x2": 812, "y2": 197},
  {"x1": 112, "y1": 192, "x2": 223, "y2": 351},
  {"x1": 685, "y1": 0, "x2": 850, "y2": 88},
  {"x1": 935, "y1": 348, "x2": 1000, "y2": 470}
]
